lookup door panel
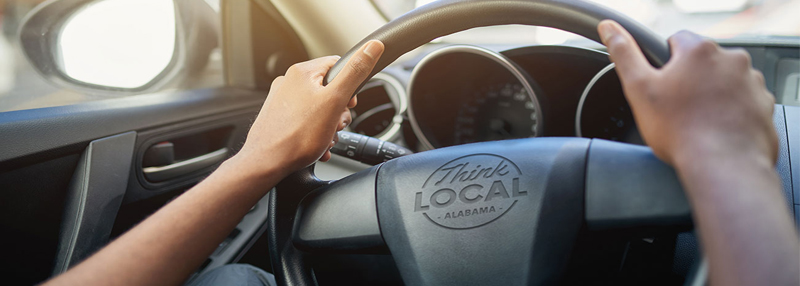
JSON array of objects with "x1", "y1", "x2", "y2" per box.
[
  {"x1": 0, "y1": 87, "x2": 266, "y2": 284},
  {"x1": 0, "y1": 0, "x2": 311, "y2": 283},
  {"x1": 126, "y1": 110, "x2": 257, "y2": 203},
  {"x1": 0, "y1": 154, "x2": 79, "y2": 284}
]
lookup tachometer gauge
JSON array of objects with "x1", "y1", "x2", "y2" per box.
[
  {"x1": 576, "y1": 64, "x2": 644, "y2": 145},
  {"x1": 454, "y1": 83, "x2": 539, "y2": 144}
]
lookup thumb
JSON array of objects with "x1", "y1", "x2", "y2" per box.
[
  {"x1": 330, "y1": 40, "x2": 385, "y2": 94},
  {"x1": 598, "y1": 20, "x2": 654, "y2": 82}
]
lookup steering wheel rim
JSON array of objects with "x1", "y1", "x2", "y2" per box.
[
  {"x1": 269, "y1": 1, "x2": 681, "y2": 285},
  {"x1": 322, "y1": 0, "x2": 670, "y2": 92}
]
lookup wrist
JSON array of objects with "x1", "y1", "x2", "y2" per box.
[
  {"x1": 671, "y1": 131, "x2": 774, "y2": 172},
  {"x1": 216, "y1": 150, "x2": 290, "y2": 186},
  {"x1": 672, "y1": 138, "x2": 776, "y2": 190}
]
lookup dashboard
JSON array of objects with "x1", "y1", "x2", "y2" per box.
[{"x1": 347, "y1": 43, "x2": 798, "y2": 152}]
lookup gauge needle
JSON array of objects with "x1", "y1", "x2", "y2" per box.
[{"x1": 490, "y1": 119, "x2": 512, "y2": 137}]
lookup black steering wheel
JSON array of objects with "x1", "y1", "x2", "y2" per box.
[{"x1": 267, "y1": 1, "x2": 691, "y2": 285}]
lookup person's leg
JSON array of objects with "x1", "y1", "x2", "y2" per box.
[{"x1": 186, "y1": 264, "x2": 277, "y2": 286}]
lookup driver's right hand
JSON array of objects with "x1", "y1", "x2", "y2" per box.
[
  {"x1": 597, "y1": 20, "x2": 777, "y2": 168},
  {"x1": 232, "y1": 40, "x2": 385, "y2": 179}
]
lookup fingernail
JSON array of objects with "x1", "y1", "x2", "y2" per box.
[
  {"x1": 363, "y1": 40, "x2": 384, "y2": 59},
  {"x1": 598, "y1": 21, "x2": 617, "y2": 44}
]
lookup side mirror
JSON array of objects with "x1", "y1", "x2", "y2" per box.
[{"x1": 19, "y1": 0, "x2": 218, "y2": 93}]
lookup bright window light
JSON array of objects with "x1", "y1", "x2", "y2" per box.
[
  {"x1": 59, "y1": 0, "x2": 176, "y2": 89},
  {"x1": 674, "y1": 0, "x2": 750, "y2": 13},
  {"x1": 535, "y1": 27, "x2": 573, "y2": 45},
  {"x1": 588, "y1": 0, "x2": 656, "y2": 25}
]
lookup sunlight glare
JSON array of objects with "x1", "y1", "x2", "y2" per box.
[{"x1": 59, "y1": 0, "x2": 176, "y2": 89}]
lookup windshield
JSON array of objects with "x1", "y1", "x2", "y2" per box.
[{"x1": 371, "y1": 0, "x2": 800, "y2": 45}]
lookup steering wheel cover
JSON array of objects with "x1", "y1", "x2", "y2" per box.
[{"x1": 323, "y1": 0, "x2": 670, "y2": 93}]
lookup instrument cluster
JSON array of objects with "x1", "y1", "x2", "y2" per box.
[{"x1": 352, "y1": 44, "x2": 643, "y2": 150}]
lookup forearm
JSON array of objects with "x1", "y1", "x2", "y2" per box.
[
  {"x1": 45, "y1": 155, "x2": 285, "y2": 286},
  {"x1": 676, "y1": 151, "x2": 799, "y2": 286},
  {"x1": 42, "y1": 42, "x2": 382, "y2": 286}
]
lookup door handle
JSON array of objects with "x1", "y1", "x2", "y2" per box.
[{"x1": 143, "y1": 148, "x2": 229, "y2": 182}]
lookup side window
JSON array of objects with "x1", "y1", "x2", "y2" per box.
[
  {"x1": 0, "y1": 0, "x2": 223, "y2": 113},
  {"x1": 0, "y1": 1, "x2": 66, "y2": 112}
]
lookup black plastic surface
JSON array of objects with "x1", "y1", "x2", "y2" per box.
[
  {"x1": 772, "y1": 106, "x2": 794, "y2": 212},
  {"x1": 503, "y1": 46, "x2": 611, "y2": 137},
  {"x1": 53, "y1": 132, "x2": 137, "y2": 273},
  {"x1": 585, "y1": 140, "x2": 692, "y2": 231},
  {"x1": 293, "y1": 166, "x2": 385, "y2": 252},
  {"x1": 0, "y1": 155, "x2": 79, "y2": 285},
  {"x1": 796, "y1": 207, "x2": 800, "y2": 227},
  {"x1": 331, "y1": 131, "x2": 412, "y2": 165},
  {"x1": 409, "y1": 47, "x2": 547, "y2": 145},
  {"x1": 785, "y1": 106, "x2": 799, "y2": 206},
  {"x1": 268, "y1": 166, "x2": 325, "y2": 286},
  {"x1": 280, "y1": 128, "x2": 796, "y2": 285},
  {"x1": 127, "y1": 113, "x2": 253, "y2": 203},
  {"x1": 142, "y1": 142, "x2": 175, "y2": 168},
  {"x1": 377, "y1": 138, "x2": 589, "y2": 285},
  {"x1": 142, "y1": 148, "x2": 228, "y2": 182},
  {"x1": 324, "y1": 0, "x2": 669, "y2": 94}
]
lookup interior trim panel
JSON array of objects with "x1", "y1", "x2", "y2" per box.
[{"x1": 53, "y1": 132, "x2": 137, "y2": 274}]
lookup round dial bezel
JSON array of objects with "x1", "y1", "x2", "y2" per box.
[{"x1": 407, "y1": 45, "x2": 544, "y2": 149}]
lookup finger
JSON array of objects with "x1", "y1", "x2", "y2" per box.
[
  {"x1": 598, "y1": 20, "x2": 655, "y2": 82},
  {"x1": 752, "y1": 70, "x2": 766, "y2": 87},
  {"x1": 310, "y1": 56, "x2": 343, "y2": 82},
  {"x1": 300, "y1": 55, "x2": 341, "y2": 70},
  {"x1": 320, "y1": 150, "x2": 332, "y2": 162},
  {"x1": 725, "y1": 48, "x2": 753, "y2": 71},
  {"x1": 347, "y1": 95, "x2": 358, "y2": 108},
  {"x1": 321, "y1": 139, "x2": 337, "y2": 162},
  {"x1": 668, "y1": 30, "x2": 719, "y2": 60},
  {"x1": 763, "y1": 90, "x2": 776, "y2": 109},
  {"x1": 270, "y1": 76, "x2": 284, "y2": 91},
  {"x1": 339, "y1": 108, "x2": 352, "y2": 130},
  {"x1": 330, "y1": 40, "x2": 385, "y2": 95},
  {"x1": 286, "y1": 56, "x2": 340, "y2": 83}
]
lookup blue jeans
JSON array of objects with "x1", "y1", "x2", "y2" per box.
[{"x1": 187, "y1": 264, "x2": 277, "y2": 286}]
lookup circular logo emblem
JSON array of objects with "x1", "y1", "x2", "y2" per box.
[{"x1": 414, "y1": 154, "x2": 525, "y2": 229}]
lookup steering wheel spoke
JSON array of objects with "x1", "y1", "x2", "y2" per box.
[
  {"x1": 292, "y1": 166, "x2": 386, "y2": 253},
  {"x1": 585, "y1": 140, "x2": 693, "y2": 232}
]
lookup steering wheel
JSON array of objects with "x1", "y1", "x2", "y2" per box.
[{"x1": 267, "y1": 1, "x2": 691, "y2": 285}]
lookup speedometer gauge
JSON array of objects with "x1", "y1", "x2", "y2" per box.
[
  {"x1": 454, "y1": 83, "x2": 539, "y2": 144},
  {"x1": 408, "y1": 45, "x2": 545, "y2": 149}
]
